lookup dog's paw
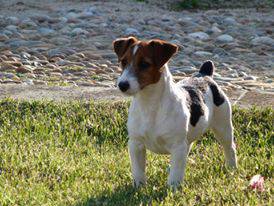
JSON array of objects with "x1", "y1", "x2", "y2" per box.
[
  {"x1": 133, "y1": 179, "x2": 146, "y2": 188},
  {"x1": 167, "y1": 180, "x2": 182, "y2": 192}
]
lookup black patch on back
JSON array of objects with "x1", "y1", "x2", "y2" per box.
[
  {"x1": 208, "y1": 82, "x2": 225, "y2": 106},
  {"x1": 183, "y1": 86, "x2": 205, "y2": 127}
]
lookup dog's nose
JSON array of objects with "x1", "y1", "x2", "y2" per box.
[{"x1": 118, "y1": 81, "x2": 130, "y2": 92}]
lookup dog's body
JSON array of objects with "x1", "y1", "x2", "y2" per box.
[{"x1": 113, "y1": 37, "x2": 237, "y2": 187}]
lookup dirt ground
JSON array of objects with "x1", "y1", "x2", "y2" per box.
[{"x1": 0, "y1": 84, "x2": 273, "y2": 108}]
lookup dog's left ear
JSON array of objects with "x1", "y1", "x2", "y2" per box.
[
  {"x1": 149, "y1": 40, "x2": 178, "y2": 69},
  {"x1": 113, "y1": 36, "x2": 138, "y2": 60}
]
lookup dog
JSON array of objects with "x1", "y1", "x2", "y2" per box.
[{"x1": 113, "y1": 36, "x2": 237, "y2": 188}]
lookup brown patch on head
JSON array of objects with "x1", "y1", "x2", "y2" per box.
[
  {"x1": 113, "y1": 38, "x2": 178, "y2": 89},
  {"x1": 113, "y1": 36, "x2": 138, "y2": 60}
]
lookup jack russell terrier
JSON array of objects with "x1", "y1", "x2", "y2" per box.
[{"x1": 113, "y1": 36, "x2": 237, "y2": 188}]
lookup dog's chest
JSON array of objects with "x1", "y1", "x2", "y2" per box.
[{"x1": 127, "y1": 104, "x2": 183, "y2": 154}]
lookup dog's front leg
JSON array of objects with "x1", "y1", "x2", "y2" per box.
[
  {"x1": 128, "y1": 139, "x2": 146, "y2": 187},
  {"x1": 168, "y1": 142, "x2": 189, "y2": 188}
]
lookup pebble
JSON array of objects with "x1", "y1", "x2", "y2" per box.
[
  {"x1": 223, "y1": 17, "x2": 238, "y2": 25},
  {"x1": 124, "y1": 28, "x2": 140, "y2": 36},
  {"x1": 216, "y1": 34, "x2": 234, "y2": 43},
  {"x1": 71, "y1": 28, "x2": 89, "y2": 36},
  {"x1": 194, "y1": 51, "x2": 213, "y2": 57},
  {"x1": 251, "y1": 36, "x2": 274, "y2": 46},
  {"x1": 16, "y1": 66, "x2": 32, "y2": 73},
  {"x1": 188, "y1": 32, "x2": 209, "y2": 41},
  {"x1": 38, "y1": 28, "x2": 56, "y2": 36},
  {"x1": 244, "y1": 76, "x2": 258, "y2": 80}
]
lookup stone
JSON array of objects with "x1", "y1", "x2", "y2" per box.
[
  {"x1": 223, "y1": 17, "x2": 237, "y2": 25},
  {"x1": 38, "y1": 28, "x2": 56, "y2": 36},
  {"x1": 16, "y1": 66, "x2": 32, "y2": 73},
  {"x1": 216, "y1": 34, "x2": 234, "y2": 43},
  {"x1": 20, "y1": 19, "x2": 37, "y2": 29},
  {"x1": 207, "y1": 25, "x2": 222, "y2": 35},
  {"x1": 188, "y1": 32, "x2": 209, "y2": 41},
  {"x1": 244, "y1": 76, "x2": 258, "y2": 80},
  {"x1": 0, "y1": 62, "x2": 17, "y2": 71},
  {"x1": 33, "y1": 80, "x2": 47, "y2": 85},
  {"x1": 251, "y1": 36, "x2": 274, "y2": 46},
  {"x1": 194, "y1": 51, "x2": 213, "y2": 57},
  {"x1": 71, "y1": 28, "x2": 89, "y2": 36},
  {"x1": 124, "y1": 28, "x2": 140, "y2": 36},
  {"x1": 6, "y1": 16, "x2": 19, "y2": 25},
  {"x1": 0, "y1": 34, "x2": 9, "y2": 41}
]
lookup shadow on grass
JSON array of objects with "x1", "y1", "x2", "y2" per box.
[{"x1": 77, "y1": 184, "x2": 169, "y2": 206}]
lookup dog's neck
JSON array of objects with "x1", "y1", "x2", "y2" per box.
[{"x1": 134, "y1": 65, "x2": 175, "y2": 108}]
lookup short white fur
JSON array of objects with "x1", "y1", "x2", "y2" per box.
[{"x1": 125, "y1": 64, "x2": 237, "y2": 188}]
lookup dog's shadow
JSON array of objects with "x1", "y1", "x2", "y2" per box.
[{"x1": 77, "y1": 183, "x2": 170, "y2": 206}]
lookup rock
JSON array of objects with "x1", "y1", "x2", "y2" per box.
[
  {"x1": 38, "y1": 27, "x2": 56, "y2": 36},
  {"x1": 71, "y1": 28, "x2": 89, "y2": 36},
  {"x1": 244, "y1": 76, "x2": 258, "y2": 80},
  {"x1": 177, "y1": 17, "x2": 198, "y2": 27},
  {"x1": 239, "y1": 71, "x2": 248, "y2": 77},
  {"x1": 5, "y1": 25, "x2": 18, "y2": 32},
  {"x1": 207, "y1": 25, "x2": 222, "y2": 35},
  {"x1": 6, "y1": 16, "x2": 19, "y2": 25},
  {"x1": 0, "y1": 33, "x2": 9, "y2": 41},
  {"x1": 20, "y1": 19, "x2": 37, "y2": 29},
  {"x1": 0, "y1": 62, "x2": 17, "y2": 71},
  {"x1": 194, "y1": 51, "x2": 213, "y2": 57},
  {"x1": 251, "y1": 36, "x2": 274, "y2": 46},
  {"x1": 223, "y1": 17, "x2": 237, "y2": 25},
  {"x1": 24, "y1": 79, "x2": 34, "y2": 85},
  {"x1": 216, "y1": 34, "x2": 234, "y2": 43},
  {"x1": 50, "y1": 72, "x2": 63, "y2": 77},
  {"x1": 33, "y1": 80, "x2": 47, "y2": 85},
  {"x1": 188, "y1": 32, "x2": 209, "y2": 41},
  {"x1": 16, "y1": 66, "x2": 32, "y2": 73},
  {"x1": 124, "y1": 28, "x2": 140, "y2": 36}
]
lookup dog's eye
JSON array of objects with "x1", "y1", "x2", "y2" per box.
[
  {"x1": 121, "y1": 59, "x2": 127, "y2": 67},
  {"x1": 138, "y1": 61, "x2": 150, "y2": 70}
]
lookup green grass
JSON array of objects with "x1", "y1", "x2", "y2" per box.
[{"x1": 0, "y1": 99, "x2": 273, "y2": 205}]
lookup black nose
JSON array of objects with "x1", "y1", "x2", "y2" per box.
[{"x1": 118, "y1": 81, "x2": 130, "y2": 92}]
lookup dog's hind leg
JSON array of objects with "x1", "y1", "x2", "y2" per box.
[{"x1": 211, "y1": 102, "x2": 237, "y2": 168}]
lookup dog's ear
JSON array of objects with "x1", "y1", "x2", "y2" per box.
[
  {"x1": 148, "y1": 40, "x2": 178, "y2": 69},
  {"x1": 113, "y1": 36, "x2": 138, "y2": 60}
]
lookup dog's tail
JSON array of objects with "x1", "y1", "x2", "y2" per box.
[{"x1": 199, "y1": 60, "x2": 215, "y2": 76}]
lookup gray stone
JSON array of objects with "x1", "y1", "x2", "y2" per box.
[
  {"x1": 194, "y1": 51, "x2": 213, "y2": 57},
  {"x1": 251, "y1": 36, "x2": 274, "y2": 46},
  {"x1": 6, "y1": 16, "x2": 19, "y2": 25},
  {"x1": 71, "y1": 28, "x2": 89, "y2": 36},
  {"x1": 5, "y1": 25, "x2": 18, "y2": 32},
  {"x1": 188, "y1": 32, "x2": 209, "y2": 41},
  {"x1": 223, "y1": 17, "x2": 237, "y2": 25},
  {"x1": 244, "y1": 76, "x2": 258, "y2": 80},
  {"x1": 20, "y1": 19, "x2": 37, "y2": 28},
  {"x1": 207, "y1": 25, "x2": 222, "y2": 35},
  {"x1": 124, "y1": 28, "x2": 140, "y2": 36},
  {"x1": 38, "y1": 28, "x2": 56, "y2": 36},
  {"x1": 216, "y1": 34, "x2": 234, "y2": 43}
]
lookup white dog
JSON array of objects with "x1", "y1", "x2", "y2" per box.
[{"x1": 113, "y1": 36, "x2": 237, "y2": 187}]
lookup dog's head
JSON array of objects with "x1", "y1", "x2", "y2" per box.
[{"x1": 113, "y1": 37, "x2": 178, "y2": 95}]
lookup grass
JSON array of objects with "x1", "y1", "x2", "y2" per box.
[{"x1": 0, "y1": 99, "x2": 273, "y2": 205}]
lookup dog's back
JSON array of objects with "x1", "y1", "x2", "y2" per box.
[{"x1": 177, "y1": 61, "x2": 232, "y2": 142}]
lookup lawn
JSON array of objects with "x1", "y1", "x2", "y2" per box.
[{"x1": 0, "y1": 99, "x2": 273, "y2": 205}]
